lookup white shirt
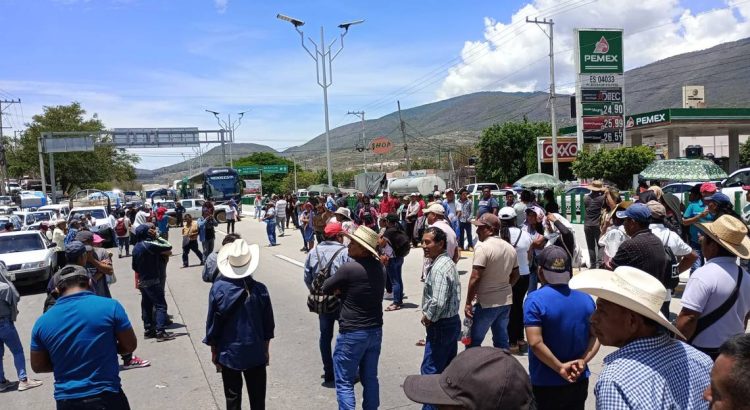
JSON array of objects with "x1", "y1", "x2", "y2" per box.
[
  {"x1": 432, "y1": 219, "x2": 458, "y2": 260},
  {"x1": 134, "y1": 210, "x2": 149, "y2": 229},
  {"x1": 681, "y1": 256, "x2": 750, "y2": 348},
  {"x1": 599, "y1": 225, "x2": 628, "y2": 259},
  {"x1": 508, "y1": 227, "x2": 533, "y2": 275},
  {"x1": 649, "y1": 223, "x2": 693, "y2": 257},
  {"x1": 275, "y1": 200, "x2": 287, "y2": 218}
]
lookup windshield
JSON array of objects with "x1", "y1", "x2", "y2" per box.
[
  {"x1": 24, "y1": 212, "x2": 52, "y2": 225},
  {"x1": 0, "y1": 234, "x2": 44, "y2": 253},
  {"x1": 71, "y1": 209, "x2": 108, "y2": 219},
  {"x1": 205, "y1": 176, "x2": 241, "y2": 200}
]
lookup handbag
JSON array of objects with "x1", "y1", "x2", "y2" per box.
[{"x1": 307, "y1": 247, "x2": 344, "y2": 314}]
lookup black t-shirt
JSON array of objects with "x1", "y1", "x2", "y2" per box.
[
  {"x1": 611, "y1": 229, "x2": 668, "y2": 282},
  {"x1": 584, "y1": 192, "x2": 605, "y2": 227},
  {"x1": 322, "y1": 257, "x2": 385, "y2": 332}
]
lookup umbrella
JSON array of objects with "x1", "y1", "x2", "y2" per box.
[
  {"x1": 306, "y1": 184, "x2": 340, "y2": 195},
  {"x1": 639, "y1": 159, "x2": 727, "y2": 182},
  {"x1": 514, "y1": 173, "x2": 564, "y2": 189}
]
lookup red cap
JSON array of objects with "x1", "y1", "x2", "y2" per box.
[
  {"x1": 743, "y1": 185, "x2": 750, "y2": 192},
  {"x1": 323, "y1": 222, "x2": 344, "y2": 237},
  {"x1": 700, "y1": 182, "x2": 717, "y2": 194}
]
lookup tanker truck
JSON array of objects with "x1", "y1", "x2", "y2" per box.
[{"x1": 386, "y1": 175, "x2": 446, "y2": 196}]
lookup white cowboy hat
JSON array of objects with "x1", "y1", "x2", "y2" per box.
[
  {"x1": 334, "y1": 207, "x2": 352, "y2": 220},
  {"x1": 569, "y1": 266, "x2": 685, "y2": 339},
  {"x1": 344, "y1": 225, "x2": 379, "y2": 258},
  {"x1": 696, "y1": 215, "x2": 750, "y2": 259},
  {"x1": 217, "y1": 239, "x2": 260, "y2": 279}
]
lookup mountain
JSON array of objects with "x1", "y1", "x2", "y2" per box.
[{"x1": 285, "y1": 37, "x2": 750, "y2": 158}]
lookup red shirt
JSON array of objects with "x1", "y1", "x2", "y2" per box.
[{"x1": 379, "y1": 196, "x2": 397, "y2": 214}]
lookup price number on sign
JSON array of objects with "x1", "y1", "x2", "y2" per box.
[
  {"x1": 601, "y1": 117, "x2": 624, "y2": 129},
  {"x1": 602, "y1": 130, "x2": 623, "y2": 143}
]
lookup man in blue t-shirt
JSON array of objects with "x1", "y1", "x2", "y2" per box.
[
  {"x1": 682, "y1": 183, "x2": 714, "y2": 273},
  {"x1": 524, "y1": 246, "x2": 599, "y2": 410},
  {"x1": 476, "y1": 188, "x2": 499, "y2": 218},
  {"x1": 30, "y1": 265, "x2": 137, "y2": 409}
]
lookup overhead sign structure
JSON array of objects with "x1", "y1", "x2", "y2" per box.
[
  {"x1": 111, "y1": 128, "x2": 202, "y2": 148},
  {"x1": 235, "y1": 165, "x2": 289, "y2": 175},
  {"x1": 575, "y1": 28, "x2": 625, "y2": 145},
  {"x1": 369, "y1": 137, "x2": 393, "y2": 154}
]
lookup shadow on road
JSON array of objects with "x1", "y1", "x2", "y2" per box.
[{"x1": 17, "y1": 281, "x2": 48, "y2": 297}]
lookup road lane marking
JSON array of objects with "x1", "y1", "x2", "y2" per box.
[{"x1": 274, "y1": 254, "x2": 305, "y2": 268}]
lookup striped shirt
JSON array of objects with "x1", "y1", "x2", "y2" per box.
[
  {"x1": 421, "y1": 253, "x2": 461, "y2": 322},
  {"x1": 595, "y1": 333, "x2": 712, "y2": 410},
  {"x1": 458, "y1": 199, "x2": 473, "y2": 223}
]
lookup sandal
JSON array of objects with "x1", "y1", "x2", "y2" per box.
[{"x1": 385, "y1": 304, "x2": 402, "y2": 312}]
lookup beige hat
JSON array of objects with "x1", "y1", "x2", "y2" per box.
[
  {"x1": 646, "y1": 200, "x2": 666, "y2": 219},
  {"x1": 344, "y1": 225, "x2": 380, "y2": 257},
  {"x1": 217, "y1": 239, "x2": 260, "y2": 279},
  {"x1": 424, "y1": 203, "x2": 445, "y2": 216},
  {"x1": 334, "y1": 207, "x2": 351, "y2": 220},
  {"x1": 569, "y1": 266, "x2": 684, "y2": 339},
  {"x1": 589, "y1": 180, "x2": 606, "y2": 192},
  {"x1": 696, "y1": 215, "x2": 750, "y2": 259}
]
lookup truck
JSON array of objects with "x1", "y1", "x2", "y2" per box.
[{"x1": 387, "y1": 175, "x2": 446, "y2": 196}]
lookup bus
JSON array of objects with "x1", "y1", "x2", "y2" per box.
[{"x1": 202, "y1": 167, "x2": 243, "y2": 203}]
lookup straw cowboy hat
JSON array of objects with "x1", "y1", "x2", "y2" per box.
[
  {"x1": 589, "y1": 180, "x2": 606, "y2": 192},
  {"x1": 334, "y1": 207, "x2": 352, "y2": 220},
  {"x1": 696, "y1": 215, "x2": 750, "y2": 259},
  {"x1": 569, "y1": 266, "x2": 685, "y2": 339},
  {"x1": 344, "y1": 225, "x2": 379, "y2": 257},
  {"x1": 217, "y1": 239, "x2": 260, "y2": 279}
]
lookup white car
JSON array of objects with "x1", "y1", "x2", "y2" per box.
[
  {"x1": 14, "y1": 210, "x2": 55, "y2": 230},
  {"x1": 721, "y1": 168, "x2": 750, "y2": 210},
  {"x1": 38, "y1": 204, "x2": 71, "y2": 220},
  {"x1": 69, "y1": 206, "x2": 116, "y2": 246},
  {"x1": 0, "y1": 231, "x2": 57, "y2": 285},
  {"x1": 179, "y1": 198, "x2": 233, "y2": 222}
]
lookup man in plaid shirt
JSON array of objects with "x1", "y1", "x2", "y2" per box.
[{"x1": 419, "y1": 227, "x2": 461, "y2": 410}]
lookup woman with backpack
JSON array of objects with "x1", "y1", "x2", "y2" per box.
[{"x1": 114, "y1": 210, "x2": 132, "y2": 258}]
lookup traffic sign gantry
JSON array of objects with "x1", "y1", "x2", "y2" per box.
[{"x1": 235, "y1": 165, "x2": 288, "y2": 175}]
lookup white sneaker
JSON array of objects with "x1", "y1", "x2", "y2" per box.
[
  {"x1": 18, "y1": 378, "x2": 42, "y2": 391},
  {"x1": 383, "y1": 292, "x2": 394, "y2": 300}
]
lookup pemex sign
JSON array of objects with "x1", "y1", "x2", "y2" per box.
[{"x1": 578, "y1": 30, "x2": 623, "y2": 73}]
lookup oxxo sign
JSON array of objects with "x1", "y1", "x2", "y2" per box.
[{"x1": 541, "y1": 138, "x2": 578, "y2": 163}]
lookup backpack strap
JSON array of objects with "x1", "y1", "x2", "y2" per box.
[
  {"x1": 311, "y1": 246, "x2": 345, "y2": 293},
  {"x1": 512, "y1": 228, "x2": 522, "y2": 248},
  {"x1": 689, "y1": 265, "x2": 743, "y2": 343}
]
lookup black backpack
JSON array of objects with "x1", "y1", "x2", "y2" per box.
[
  {"x1": 307, "y1": 247, "x2": 344, "y2": 314},
  {"x1": 389, "y1": 229, "x2": 411, "y2": 258},
  {"x1": 662, "y1": 232, "x2": 680, "y2": 290}
]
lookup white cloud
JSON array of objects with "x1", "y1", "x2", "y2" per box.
[
  {"x1": 438, "y1": 0, "x2": 750, "y2": 98},
  {"x1": 213, "y1": 0, "x2": 228, "y2": 13}
]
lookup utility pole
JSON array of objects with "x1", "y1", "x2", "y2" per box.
[
  {"x1": 526, "y1": 17, "x2": 559, "y2": 179},
  {"x1": 0, "y1": 99, "x2": 21, "y2": 195},
  {"x1": 292, "y1": 155, "x2": 298, "y2": 192},
  {"x1": 347, "y1": 111, "x2": 368, "y2": 174},
  {"x1": 397, "y1": 101, "x2": 411, "y2": 175}
]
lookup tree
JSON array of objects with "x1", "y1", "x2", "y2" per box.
[
  {"x1": 740, "y1": 139, "x2": 750, "y2": 167},
  {"x1": 571, "y1": 145, "x2": 655, "y2": 189},
  {"x1": 234, "y1": 152, "x2": 296, "y2": 195},
  {"x1": 280, "y1": 170, "x2": 318, "y2": 193},
  {"x1": 6, "y1": 102, "x2": 138, "y2": 194},
  {"x1": 476, "y1": 119, "x2": 551, "y2": 185}
]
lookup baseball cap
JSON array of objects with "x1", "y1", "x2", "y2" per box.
[
  {"x1": 54, "y1": 265, "x2": 90, "y2": 287},
  {"x1": 615, "y1": 202, "x2": 651, "y2": 223},
  {"x1": 705, "y1": 192, "x2": 731, "y2": 205},
  {"x1": 445, "y1": 188, "x2": 454, "y2": 194},
  {"x1": 410, "y1": 192, "x2": 419, "y2": 197},
  {"x1": 646, "y1": 200, "x2": 666, "y2": 219},
  {"x1": 403, "y1": 347, "x2": 533, "y2": 409},
  {"x1": 471, "y1": 213, "x2": 500, "y2": 230},
  {"x1": 498, "y1": 206, "x2": 517, "y2": 221},
  {"x1": 525, "y1": 205, "x2": 545, "y2": 221},
  {"x1": 700, "y1": 182, "x2": 718, "y2": 194},
  {"x1": 433, "y1": 190, "x2": 442, "y2": 197},
  {"x1": 75, "y1": 230, "x2": 94, "y2": 243},
  {"x1": 65, "y1": 241, "x2": 88, "y2": 261},
  {"x1": 424, "y1": 203, "x2": 445, "y2": 216},
  {"x1": 323, "y1": 222, "x2": 343, "y2": 237},
  {"x1": 92, "y1": 234, "x2": 104, "y2": 245},
  {"x1": 536, "y1": 245, "x2": 571, "y2": 285}
]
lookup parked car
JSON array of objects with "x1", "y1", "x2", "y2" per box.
[
  {"x1": 0, "y1": 215, "x2": 23, "y2": 231},
  {"x1": 68, "y1": 206, "x2": 115, "y2": 247},
  {"x1": 721, "y1": 168, "x2": 750, "y2": 210},
  {"x1": 0, "y1": 231, "x2": 57, "y2": 285},
  {"x1": 179, "y1": 198, "x2": 233, "y2": 222},
  {"x1": 461, "y1": 183, "x2": 504, "y2": 197},
  {"x1": 38, "y1": 204, "x2": 71, "y2": 220},
  {"x1": 14, "y1": 210, "x2": 55, "y2": 230}
]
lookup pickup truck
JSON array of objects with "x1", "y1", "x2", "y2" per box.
[
  {"x1": 178, "y1": 199, "x2": 235, "y2": 223},
  {"x1": 461, "y1": 183, "x2": 513, "y2": 199}
]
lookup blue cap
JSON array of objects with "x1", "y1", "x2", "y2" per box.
[
  {"x1": 615, "y1": 203, "x2": 651, "y2": 223},
  {"x1": 64, "y1": 240, "x2": 88, "y2": 261},
  {"x1": 705, "y1": 192, "x2": 731, "y2": 205}
]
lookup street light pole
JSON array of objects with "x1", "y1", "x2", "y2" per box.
[
  {"x1": 277, "y1": 13, "x2": 364, "y2": 187},
  {"x1": 205, "y1": 109, "x2": 249, "y2": 168},
  {"x1": 347, "y1": 111, "x2": 367, "y2": 173}
]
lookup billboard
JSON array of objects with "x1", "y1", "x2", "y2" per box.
[
  {"x1": 540, "y1": 138, "x2": 578, "y2": 163},
  {"x1": 577, "y1": 30, "x2": 623, "y2": 73},
  {"x1": 369, "y1": 137, "x2": 393, "y2": 154},
  {"x1": 243, "y1": 179, "x2": 262, "y2": 194}
]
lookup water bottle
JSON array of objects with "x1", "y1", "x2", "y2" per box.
[{"x1": 460, "y1": 317, "x2": 473, "y2": 346}]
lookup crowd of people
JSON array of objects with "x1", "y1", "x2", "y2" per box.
[{"x1": 1, "y1": 180, "x2": 750, "y2": 410}]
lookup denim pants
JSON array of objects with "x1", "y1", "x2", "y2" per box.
[
  {"x1": 508, "y1": 275, "x2": 530, "y2": 345},
  {"x1": 265, "y1": 222, "x2": 277, "y2": 245},
  {"x1": 0, "y1": 320, "x2": 27, "y2": 381},
  {"x1": 276, "y1": 216, "x2": 286, "y2": 234},
  {"x1": 421, "y1": 315, "x2": 460, "y2": 410},
  {"x1": 468, "y1": 304, "x2": 511, "y2": 349},
  {"x1": 333, "y1": 327, "x2": 382, "y2": 410},
  {"x1": 450, "y1": 220, "x2": 460, "y2": 238},
  {"x1": 254, "y1": 206, "x2": 261, "y2": 219},
  {"x1": 458, "y1": 222, "x2": 472, "y2": 250},
  {"x1": 387, "y1": 256, "x2": 405, "y2": 305},
  {"x1": 117, "y1": 236, "x2": 130, "y2": 255},
  {"x1": 56, "y1": 389, "x2": 130, "y2": 410},
  {"x1": 140, "y1": 284, "x2": 168, "y2": 332},
  {"x1": 319, "y1": 312, "x2": 338, "y2": 380},
  {"x1": 202, "y1": 238, "x2": 215, "y2": 258}
]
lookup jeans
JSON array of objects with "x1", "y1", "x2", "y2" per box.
[
  {"x1": 56, "y1": 389, "x2": 130, "y2": 410},
  {"x1": 117, "y1": 236, "x2": 130, "y2": 256},
  {"x1": 333, "y1": 327, "x2": 382, "y2": 410},
  {"x1": 458, "y1": 222, "x2": 472, "y2": 250},
  {"x1": 255, "y1": 206, "x2": 261, "y2": 219},
  {"x1": 533, "y1": 378, "x2": 589, "y2": 410},
  {"x1": 421, "y1": 315, "x2": 460, "y2": 410},
  {"x1": 528, "y1": 270, "x2": 539, "y2": 294},
  {"x1": 450, "y1": 220, "x2": 460, "y2": 238},
  {"x1": 221, "y1": 365, "x2": 266, "y2": 410},
  {"x1": 388, "y1": 256, "x2": 405, "y2": 305},
  {"x1": 276, "y1": 216, "x2": 286, "y2": 234},
  {"x1": 266, "y1": 222, "x2": 277, "y2": 246},
  {"x1": 690, "y1": 241, "x2": 704, "y2": 274},
  {"x1": 508, "y1": 275, "x2": 530, "y2": 345},
  {"x1": 584, "y1": 225, "x2": 601, "y2": 268},
  {"x1": 182, "y1": 239, "x2": 204, "y2": 266},
  {"x1": 319, "y1": 312, "x2": 338, "y2": 380},
  {"x1": 202, "y1": 238, "x2": 215, "y2": 258},
  {"x1": 226, "y1": 219, "x2": 235, "y2": 234},
  {"x1": 468, "y1": 304, "x2": 511, "y2": 349},
  {"x1": 140, "y1": 284, "x2": 168, "y2": 332},
  {"x1": 0, "y1": 320, "x2": 27, "y2": 381}
]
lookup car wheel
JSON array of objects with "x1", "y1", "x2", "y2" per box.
[{"x1": 215, "y1": 211, "x2": 227, "y2": 223}]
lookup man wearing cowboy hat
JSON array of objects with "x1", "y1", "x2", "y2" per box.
[
  {"x1": 570, "y1": 266, "x2": 713, "y2": 409},
  {"x1": 676, "y1": 215, "x2": 750, "y2": 360},
  {"x1": 204, "y1": 239, "x2": 274, "y2": 410},
  {"x1": 583, "y1": 180, "x2": 615, "y2": 269},
  {"x1": 321, "y1": 226, "x2": 385, "y2": 410}
]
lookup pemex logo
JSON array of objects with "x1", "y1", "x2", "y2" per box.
[
  {"x1": 626, "y1": 117, "x2": 635, "y2": 128},
  {"x1": 594, "y1": 36, "x2": 609, "y2": 54}
]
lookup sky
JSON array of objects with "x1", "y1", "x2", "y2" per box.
[{"x1": 1, "y1": 0, "x2": 749, "y2": 169}]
